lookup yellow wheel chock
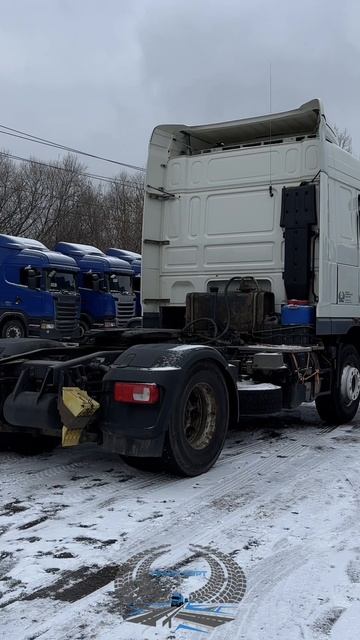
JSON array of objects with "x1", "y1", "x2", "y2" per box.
[{"x1": 60, "y1": 387, "x2": 100, "y2": 447}]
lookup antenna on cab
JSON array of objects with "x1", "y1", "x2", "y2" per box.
[{"x1": 269, "y1": 63, "x2": 274, "y2": 197}]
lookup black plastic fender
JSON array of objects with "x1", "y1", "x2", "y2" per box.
[
  {"x1": 0, "y1": 338, "x2": 65, "y2": 359},
  {"x1": 101, "y1": 342, "x2": 238, "y2": 457},
  {"x1": 4, "y1": 391, "x2": 61, "y2": 431}
]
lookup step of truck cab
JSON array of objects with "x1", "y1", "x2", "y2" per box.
[{"x1": 237, "y1": 381, "x2": 283, "y2": 415}]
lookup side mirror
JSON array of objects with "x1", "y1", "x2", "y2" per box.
[{"x1": 92, "y1": 274, "x2": 100, "y2": 292}]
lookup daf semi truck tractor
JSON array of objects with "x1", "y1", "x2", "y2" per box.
[
  {"x1": 0, "y1": 235, "x2": 80, "y2": 340},
  {"x1": 1, "y1": 99, "x2": 360, "y2": 476},
  {"x1": 55, "y1": 243, "x2": 136, "y2": 335}
]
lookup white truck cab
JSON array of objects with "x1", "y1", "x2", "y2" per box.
[{"x1": 143, "y1": 99, "x2": 360, "y2": 335}]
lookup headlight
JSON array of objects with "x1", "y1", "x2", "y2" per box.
[
  {"x1": 41, "y1": 322, "x2": 55, "y2": 330},
  {"x1": 104, "y1": 320, "x2": 116, "y2": 328}
]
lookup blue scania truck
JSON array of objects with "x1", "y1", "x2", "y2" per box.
[
  {"x1": 107, "y1": 249, "x2": 142, "y2": 316},
  {"x1": 55, "y1": 243, "x2": 136, "y2": 335},
  {"x1": 0, "y1": 234, "x2": 80, "y2": 340}
]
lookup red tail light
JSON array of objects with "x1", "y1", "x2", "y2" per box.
[{"x1": 114, "y1": 382, "x2": 160, "y2": 404}]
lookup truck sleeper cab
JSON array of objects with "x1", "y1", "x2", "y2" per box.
[
  {"x1": 55, "y1": 243, "x2": 136, "y2": 335},
  {"x1": 2, "y1": 100, "x2": 360, "y2": 478},
  {"x1": 0, "y1": 235, "x2": 80, "y2": 340}
]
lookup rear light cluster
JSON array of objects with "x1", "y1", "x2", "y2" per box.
[{"x1": 114, "y1": 382, "x2": 160, "y2": 405}]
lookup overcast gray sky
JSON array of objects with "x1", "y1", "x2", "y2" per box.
[{"x1": 0, "y1": 0, "x2": 359, "y2": 178}]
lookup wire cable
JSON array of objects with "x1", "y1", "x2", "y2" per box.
[
  {"x1": 0, "y1": 124, "x2": 145, "y2": 172},
  {"x1": 0, "y1": 150, "x2": 144, "y2": 189}
]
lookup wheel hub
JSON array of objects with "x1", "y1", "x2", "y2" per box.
[
  {"x1": 340, "y1": 365, "x2": 360, "y2": 406},
  {"x1": 6, "y1": 325, "x2": 22, "y2": 339},
  {"x1": 183, "y1": 383, "x2": 217, "y2": 450}
]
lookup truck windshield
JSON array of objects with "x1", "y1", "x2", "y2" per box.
[
  {"x1": 82, "y1": 272, "x2": 107, "y2": 291},
  {"x1": 107, "y1": 273, "x2": 132, "y2": 294},
  {"x1": 46, "y1": 270, "x2": 77, "y2": 293}
]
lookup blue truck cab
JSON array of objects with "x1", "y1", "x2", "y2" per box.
[
  {"x1": 55, "y1": 243, "x2": 136, "y2": 335},
  {"x1": 0, "y1": 234, "x2": 80, "y2": 340},
  {"x1": 107, "y1": 249, "x2": 142, "y2": 317}
]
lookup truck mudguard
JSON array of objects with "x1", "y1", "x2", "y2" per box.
[
  {"x1": 101, "y1": 343, "x2": 238, "y2": 457},
  {"x1": 0, "y1": 338, "x2": 64, "y2": 359}
]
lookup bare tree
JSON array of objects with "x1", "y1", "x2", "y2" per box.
[
  {"x1": 103, "y1": 172, "x2": 144, "y2": 253},
  {"x1": 0, "y1": 155, "x2": 22, "y2": 233},
  {"x1": 333, "y1": 124, "x2": 353, "y2": 153},
  {"x1": 0, "y1": 151, "x2": 145, "y2": 252}
]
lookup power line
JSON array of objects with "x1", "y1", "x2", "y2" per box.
[
  {"x1": 0, "y1": 124, "x2": 146, "y2": 172},
  {"x1": 0, "y1": 150, "x2": 145, "y2": 189},
  {"x1": 1, "y1": 150, "x2": 141, "y2": 186}
]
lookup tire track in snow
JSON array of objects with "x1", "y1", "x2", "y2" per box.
[
  {"x1": 233, "y1": 465, "x2": 360, "y2": 637},
  {"x1": 1, "y1": 424, "x2": 338, "y2": 546},
  {"x1": 12, "y1": 456, "x2": 341, "y2": 639},
  {"x1": 3, "y1": 427, "x2": 345, "y2": 638},
  {"x1": 0, "y1": 423, "x2": 331, "y2": 527}
]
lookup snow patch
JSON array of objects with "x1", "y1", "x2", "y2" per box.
[{"x1": 237, "y1": 381, "x2": 281, "y2": 391}]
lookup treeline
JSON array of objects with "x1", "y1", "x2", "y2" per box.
[{"x1": 0, "y1": 153, "x2": 145, "y2": 252}]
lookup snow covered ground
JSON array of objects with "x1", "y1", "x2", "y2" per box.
[{"x1": 1, "y1": 404, "x2": 360, "y2": 639}]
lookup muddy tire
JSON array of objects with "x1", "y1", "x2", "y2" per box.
[
  {"x1": 316, "y1": 344, "x2": 360, "y2": 424},
  {"x1": 1, "y1": 319, "x2": 25, "y2": 339},
  {"x1": 162, "y1": 362, "x2": 229, "y2": 476}
]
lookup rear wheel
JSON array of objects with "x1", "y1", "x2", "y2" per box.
[
  {"x1": 316, "y1": 344, "x2": 360, "y2": 424},
  {"x1": 162, "y1": 362, "x2": 229, "y2": 476},
  {"x1": 1, "y1": 319, "x2": 25, "y2": 339}
]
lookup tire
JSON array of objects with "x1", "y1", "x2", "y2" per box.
[
  {"x1": 1, "y1": 318, "x2": 25, "y2": 339},
  {"x1": 316, "y1": 344, "x2": 360, "y2": 424},
  {"x1": 79, "y1": 319, "x2": 89, "y2": 339},
  {"x1": 161, "y1": 361, "x2": 229, "y2": 476}
]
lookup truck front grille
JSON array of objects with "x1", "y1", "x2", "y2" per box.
[
  {"x1": 117, "y1": 299, "x2": 136, "y2": 326},
  {"x1": 55, "y1": 300, "x2": 78, "y2": 336}
]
